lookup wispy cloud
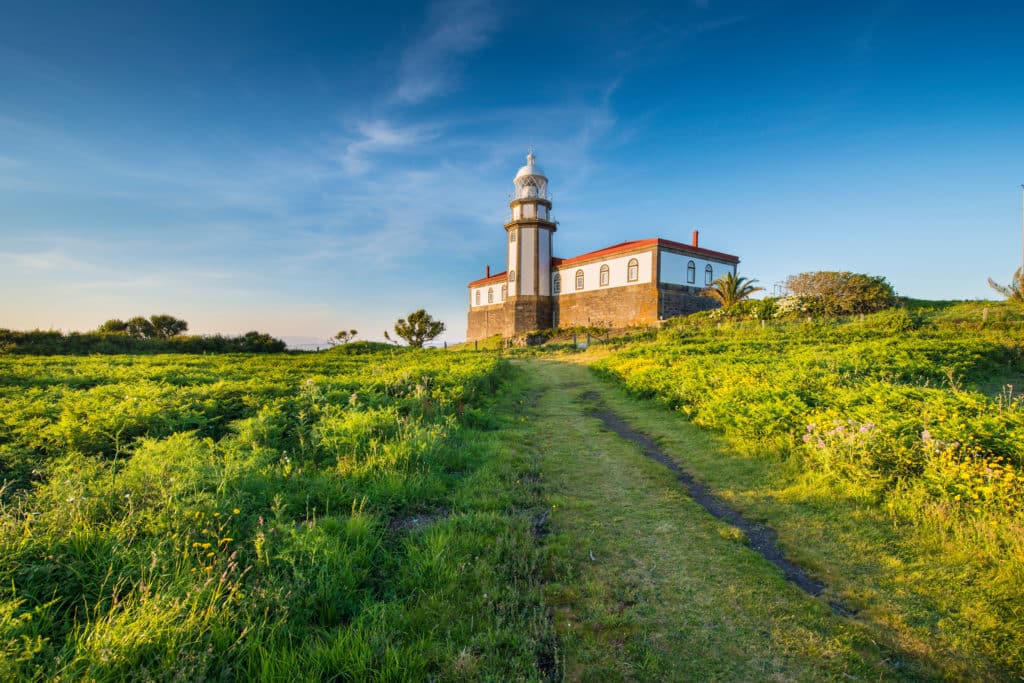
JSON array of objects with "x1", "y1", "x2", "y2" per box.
[
  {"x1": 0, "y1": 247, "x2": 99, "y2": 273},
  {"x1": 394, "y1": 0, "x2": 500, "y2": 104},
  {"x1": 339, "y1": 119, "x2": 438, "y2": 174}
]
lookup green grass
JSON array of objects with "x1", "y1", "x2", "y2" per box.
[
  {"x1": 0, "y1": 351, "x2": 558, "y2": 680},
  {"x1": 519, "y1": 359, "x2": 921, "y2": 681},
  {"x1": 580, "y1": 308, "x2": 1024, "y2": 678},
  {"x1": 5, "y1": 304, "x2": 1023, "y2": 679}
]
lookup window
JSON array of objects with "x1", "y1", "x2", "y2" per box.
[
  {"x1": 475, "y1": 290, "x2": 480, "y2": 305},
  {"x1": 599, "y1": 264, "x2": 610, "y2": 286},
  {"x1": 575, "y1": 269, "x2": 584, "y2": 290},
  {"x1": 553, "y1": 273, "x2": 560, "y2": 294},
  {"x1": 686, "y1": 260, "x2": 696, "y2": 284},
  {"x1": 487, "y1": 287, "x2": 493, "y2": 304},
  {"x1": 627, "y1": 258, "x2": 639, "y2": 282},
  {"x1": 509, "y1": 270, "x2": 516, "y2": 282},
  {"x1": 705, "y1": 264, "x2": 713, "y2": 285},
  {"x1": 501, "y1": 284, "x2": 507, "y2": 301},
  {"x1": 510, "y1": 230, "x2": 516, "y2": 242}
]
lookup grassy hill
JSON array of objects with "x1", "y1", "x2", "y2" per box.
[{"x1": 2, "y1": 300, "x2": 1022, "y2": 679}]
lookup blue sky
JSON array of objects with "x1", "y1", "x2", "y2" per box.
[{"x1": 1, "y1": 0, "x2": 1023, "y2": 344}]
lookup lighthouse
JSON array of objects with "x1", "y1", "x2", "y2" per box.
[
  {"x1": 504, "y1": 150, "x2": 557, "y2": 335},
  {"x1": 465, "y1": 149, "x2": 740, "y2": 342}
]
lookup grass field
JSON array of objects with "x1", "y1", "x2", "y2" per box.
[
  {"x1": 2, "y1": 302, "x2": 1023, "y2": 680},
  {"x1": 0, "y1": 350, "x2": 558, "y2": 680},
  {"x1": 586, "y1": 304, "x2": 1024, "y2": 678}
]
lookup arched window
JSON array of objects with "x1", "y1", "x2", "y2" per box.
[
  {"x1": 510, "y1": 230, "x2": 516, "y2": 242},
  {"x1": 627, "y1": 258, "x2": 639, "y2": 282},
  {"x1": 687, "y1": 260, "x2": 696, "y2": 284},
  {"x1": 599, "y1": 264, "x2": 610, "y2": 286},
  {"x1": 475, "y1": 290, "x2": 481, "y2": 305},
  {"x1": 487, "y1": 288, "x2": 493, "y2": 304},
  {"x1": 501, "y1": 284, "x2": 507, "y2": 301},
  {"x1": 509, "y1": 270, "x2": 516, "y2": 282},
  {"x1": 575, "y1": 269, "x2": 584, "y2": 290},
  {"x1": 553, "y1": 273, "x2": 560, "y2": 294},
  {"x1": 705, "y1": 264, "x2": 713, "y2": 285}
]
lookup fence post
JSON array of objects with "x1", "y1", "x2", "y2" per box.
[{"x1": 474, "y1": 340, "x2": 478, "y2": 351}]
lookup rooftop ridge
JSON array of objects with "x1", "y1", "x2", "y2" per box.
[{"x1": 550, "y1": 237, "x2": 739, "y2": 267}]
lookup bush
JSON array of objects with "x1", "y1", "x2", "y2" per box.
[
  {"x1": 861, "y1": 308, "x2": 918, "y2": 332},
  {"x1": 0, "y1": 329, "x2": 287, "y2": 355},
  {"x1": 784, "y1": 271, "x2": 897, "y2": 316}
]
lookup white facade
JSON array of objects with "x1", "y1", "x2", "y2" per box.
[
  {"x1": 537, "y1": 229, "x2": 551, "y2": 296},
  {"x1": 552, "y1": 251, "x2": 653, "y2": 295},
  {"x1": 507, "y1": 232, "x2": 516, "y2": 282},
  {"x1": 659, "y1": 249, "x2": 735, "y2": 287},
  {"x1": 519, "y1": 228, "x2": 536, "y2": 295},
  {"x1": 469, "y1": 280, "x2": 507, "y2": 308},
  {"x1": 511, "y1": 203, "x2": 549, "y2": 220}
]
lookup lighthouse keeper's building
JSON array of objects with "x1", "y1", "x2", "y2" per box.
[{"x1": 466, "y1": 152, "x2": 740, "y2": 341}]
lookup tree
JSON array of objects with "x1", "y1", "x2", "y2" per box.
[
  {"x1": 784, "y1": 271, "x2": 896, "y2": 316},
  {"x1": 987, "y1": 268, "x2": 1024, "y2": 305},
  {"x1": 390, "y1": 309, "x2": 445, "y2": 348},
  {"x1": 125, "y1": 316, "x2": 156, "y2": 338},
  {"x1": 97, "y1": 319, "x2": 129, "y2": 334},
  {"x1": 149, "y1": 314, "x2": 188, "y2": 339},
  {"x1": 238, "y1": 331, "x2": 287, "y2": 353},
  {"x1": 702, "y1": 273, "x2": 763, "y2": 309},
  {"x1": 331, "y1": 329, "x2": 358, "y2": 345}
]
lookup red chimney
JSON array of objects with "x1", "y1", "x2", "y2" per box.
[
  {"x1": 486, "y1": 264, "x2": 491, "y2": 277},
  {"x1": 692, "y1": 230, "x2": 699, "y2": 248}
]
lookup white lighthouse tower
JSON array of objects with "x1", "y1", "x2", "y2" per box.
[{"x1": 504, "y1": 150, "x2": 556, "y2": 334}]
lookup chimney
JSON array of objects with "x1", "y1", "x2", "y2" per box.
[
  {"x1": 692, "y1": 230, "x2": 699, "y2": 248},
  {"x1": 486, "y1": 264, "x2": 491, "y2": 277}
]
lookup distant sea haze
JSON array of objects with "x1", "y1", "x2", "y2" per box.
[{"x1": 281, "y1": 336, "x2": 332, "y2": 351}]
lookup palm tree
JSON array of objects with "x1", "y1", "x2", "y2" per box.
[
  {"x1": 987, "y1": 267, "x2": 1024, "y2": 305},
  {"x1": 702, "y1": 272, "x2": 764, "y2": 309}
]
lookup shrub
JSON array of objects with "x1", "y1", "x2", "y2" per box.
[{"x1": 784, "y1": 271, "x2": 897, "y2": 316}]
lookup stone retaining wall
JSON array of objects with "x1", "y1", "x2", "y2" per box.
[{"x1": 466, "y1": 304, "x2": 506, "y2": 341}]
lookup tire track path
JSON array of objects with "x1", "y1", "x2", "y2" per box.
[{"x1": 583, "y1": 390, "x2": 839, "y2": 602}]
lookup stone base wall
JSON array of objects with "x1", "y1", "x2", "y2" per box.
[
  {"x1": 658, "y1": 284, "x2": 720, "y2": 319},
  {"x1": 554, "y1": 283, "x2": 660, "y2": 329},
  {"x1": 505, "y1": 296, "x2": 553, "y2": 337},
  {"x1": 466, "y1": 284, "x2": 719, "y2": 341},
  {"x1": 466, "y1": 304, "x2": 506, "y2": 342}
]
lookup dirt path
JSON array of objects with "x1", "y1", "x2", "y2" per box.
[
  {"x1": 582, "y1": 389, "x2": 834, "y2": 601},
  {"x1": 518, "y1": 359, "x2": 914, "y2": 681}
]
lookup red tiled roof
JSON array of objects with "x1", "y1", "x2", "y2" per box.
[
  {"x1": 467, "y1": 271, "x2": 507, "y2": 287},
  {"x1": 551, "y1": 238, "x2": 739, "y2": 267},
  {"x1": 467, "y1": 238, "x2": 738, "y2": 286}
]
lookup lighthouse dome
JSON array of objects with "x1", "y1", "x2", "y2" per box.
[
  {"x1": 514, "y1": 152, "x2": 546, "y2": 181},
  {"x1": 513, "y1": 151, "x2": 548, "y2": 200}
]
